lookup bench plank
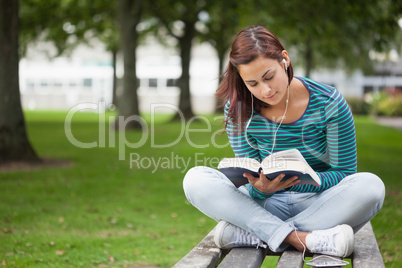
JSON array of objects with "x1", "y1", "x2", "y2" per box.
[
  {"x1": 276, "y1": 250, "x2": 304, "y2": 268},
  {"x1": 218, "y1": 247, "x2": 268, "y2": 268},
  {"x1": 172, "y1": 229, "x2": 223, "y2": 268},
  {"x1": 352, "y1": 222, "x2": 385, "y2": 268},
  {"x1": 174, "y1": 221, "x2": 383, "y2": 268}
]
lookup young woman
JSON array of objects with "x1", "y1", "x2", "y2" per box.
[{"x1": 183, "y1": 26, "x2": 385, "y2": 258}]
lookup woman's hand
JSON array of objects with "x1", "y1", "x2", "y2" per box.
[{"x1": 244, "y1": 170, "x2": 300, "y2": 194}]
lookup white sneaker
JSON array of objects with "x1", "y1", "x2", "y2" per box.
[
  {"x1": 306, "y1": 224, "x2": 354, "y2": 257},
  {"x1": 214, "y1": 221, "x2": 267, "y2": 249}
]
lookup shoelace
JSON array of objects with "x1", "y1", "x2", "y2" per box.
[
  {"x1": 236, "y1": 228, "x2": 267, "y2": 249},
  {"x1": 313, "y1": 233, "x2": 336, "y2": 253}
]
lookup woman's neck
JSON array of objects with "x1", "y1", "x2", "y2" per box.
[{"x1": 261, "y1": 78, "x2": 309, "y2": 124}]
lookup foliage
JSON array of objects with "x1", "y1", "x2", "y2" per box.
[
  {"x1": 260, "y1": 0, "x2": 402, "y2": 76},
  {"x1": 0, "y1": 112, "x2": 401, "y2": 267},
  {"x1": 365, "y1": 91, "x2": 389, "y2": 110},
  {"x1": 19, "y1": 0, "x2": 402, "y2": 74},
  {"x1": 365, "y1": 91, "x2": 402, "y2": 116},
  {"x1": 200, "y1": 0, "x2": 256, "y2": 75},
  {"x1": 21, "y1": 0, "x2": 80, "y2": 56},
  {"x1": 377, "y1": 95, "x2": 402, "y2": 116},
  {"x1": 346, "y1": 98, "x2": 372, "y2": 115},
  {"x1": 20, "y1": 0, "x2": 117, "y2": 57}
]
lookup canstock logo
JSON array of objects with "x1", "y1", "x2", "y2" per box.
[{"x1": 64, "y1": 102, "x2": 230, "y2": 161}]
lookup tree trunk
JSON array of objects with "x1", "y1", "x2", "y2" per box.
[
  {"x1": 0, "y1": 0, "x2": 39, "y2": 164},
  {"x1": 111, "y1": 49, "x2": 118, "y2": 107},
  {"x1": 114, "y1": 0, "x2": 143, "y2": 130},
  {"x1": 174, "y1": 20, "x2": 196, "y2": 120}
]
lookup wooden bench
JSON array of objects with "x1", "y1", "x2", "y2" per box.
[{"x1": 173, "y1": 222, "x2": 384, "y2": 268}]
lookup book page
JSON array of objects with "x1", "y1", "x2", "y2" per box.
[
  {"x1": 264, "y1": 149, "x2": 309, "y2": 165},
  {"x1": 260, "y1": 149, "x2": 321, "y2": 185},
  {"x1": 261, "y1": 158, "x2": 308, "y2": 174}
]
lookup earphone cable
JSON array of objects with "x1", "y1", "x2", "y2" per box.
[{"x1": 245, "y1": 83, "x2": 290, "y2": 155}]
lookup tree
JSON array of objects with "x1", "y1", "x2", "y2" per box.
[
  {"x1": 203, "y1": 1, "x2": 242, "y2": 80},
  {"x1": 19, "y1": 0, "x2": 147, "y2": 131},
  {"x1": 151, "y1": 0, "x2": 211, "y2": 119},
  {"x1": 20, "y1": 0, "x2": 121, "y2": 107},
  {"x1": 114, "y1": 0, "x2": 145, "y2": 129},
  {"x1": 264, "y1": 0, "x2": 402, "y2": 76},
  {"x1": 20, "y1": 1, "x2": 72, "y2": 57},
  {"x1": 20, "y1": 0, "x2": 99, "y2": 57},
  {"x1": 67, "y1": 0, "x2": 121, "y2": 107},
  {"x1": 202, "y1": 0, "x2": 258, "y2": 111},
  {"x1": 97, "y1": 26, "x2": 120, "y2": 107},
  {"x1": 0, "y1": 0, "x2": 39, "y2": 164}
]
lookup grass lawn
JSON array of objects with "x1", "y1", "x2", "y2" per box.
[{"x1": 0, "y1": 111, "x2": 401, "y2": 267}]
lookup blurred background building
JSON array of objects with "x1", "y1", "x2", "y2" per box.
[{"x1": 19, "y1": 38, "x2": 402, "y2": 114}]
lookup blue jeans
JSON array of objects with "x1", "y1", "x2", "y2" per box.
[{"x1": 183, "y1": 166, "x2": 385, "y2": 252}]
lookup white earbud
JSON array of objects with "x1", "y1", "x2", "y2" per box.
[{"x1": 282, "y1": 59, "x2": 287, "y2": 72}]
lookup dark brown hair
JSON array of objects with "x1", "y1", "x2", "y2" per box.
[{"x1": 216, "y1": 26, "x2": 294, "y2": 130}]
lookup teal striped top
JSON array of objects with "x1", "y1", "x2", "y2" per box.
[{"x1": 225, "y1": 77, "x2": 357, "y2": 199}]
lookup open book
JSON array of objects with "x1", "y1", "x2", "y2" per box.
[{"x1": 218, "y1": 149, "x2": 321, "y2": 188}]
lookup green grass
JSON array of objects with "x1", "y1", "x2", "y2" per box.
[
  {"x1": 354, "y1": 116, "x2": 402, "y2": 266},
  {"x1": 0, "y1": 112, "x2": 401, "y2": 267}
]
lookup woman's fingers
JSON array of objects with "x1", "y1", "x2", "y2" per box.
[
  {"x1": 243, "y1": 172, "x2": 258, "y2": 184},
  {"x1": 273, "y1": 174, "x2": 300, "y2": 188},
  {"x1": 285, "y1": 176, "x2": 300, "y2": 187},
  {"x1": 244, "y1": 171, "x2": 300, "y2": 193}
]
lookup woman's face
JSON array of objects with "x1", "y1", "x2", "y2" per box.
[{"x1": 238, "y1": 56, "x2": 289, "y2": 107}]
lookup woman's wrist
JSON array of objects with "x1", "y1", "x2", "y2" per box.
[{"x1": 246, "y1": 184, "x2": 275, "y2": 199}]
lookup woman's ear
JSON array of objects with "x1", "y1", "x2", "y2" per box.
[{"x1": 282, "y1": 50, "x2": 290, "y2": 69}]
